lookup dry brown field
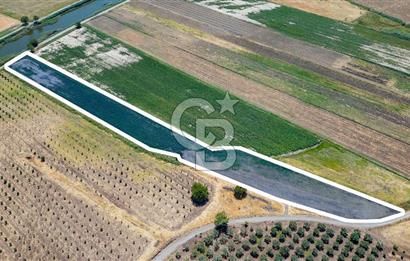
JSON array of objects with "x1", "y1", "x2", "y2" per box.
[
  {"x1": 0, "y1": 71, "x2": 286, "y2": 260},
  {"x1": 352, "y1": 0, "x2": 410, "y2": 23},
  {"x1": 0, "y1": 0, "x2": 78, "y2": 19},
  {"x1": 0, "y1": 13, "x2": 18, "y2": 32},
  {"x1": 269, "y1": 0, "x2": 366, "y2": 21}
]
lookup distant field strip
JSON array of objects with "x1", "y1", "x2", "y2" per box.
[
  {"x1": 6, "y1": 52, "x2": 404, "y2": 222},
  {"x1": 247, "y1": 6, "x2": 410, "y2": 74},
  {"x1": 39, "y1": 27, "x2": 319, "y2": 156}
]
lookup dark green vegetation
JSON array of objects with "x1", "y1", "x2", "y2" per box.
[
  {"x1": 169, "y1": 221, "x2": 400, "y2": 261},
  {"x1": 191, "y1": 182, "x2": 209, "y2": 206},
  {"x1": 42, "y1": 27, "x2": 320, "y2": 156},
  {"x1": 214, "y1": 212, "x2": 229, "y2": 233},
  {"x1": 233, "y1": 186, "x2": 247, "y2": 200},
  {"x1": 248, "y1": 6, "x2": 410, "y2": 74}
]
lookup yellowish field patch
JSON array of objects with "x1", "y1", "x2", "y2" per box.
[
  {"x1": 269, "y1": 0, "x2": 366, "y2": 22},
  {"x1": 0, "y1": 13, "x2": 18, "y2": 32},
  {"x1": 0, "y1": 0, "x2": 78, "y2": 18}
]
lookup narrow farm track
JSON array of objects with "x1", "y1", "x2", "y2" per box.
[
  {"x1": 132, "y1": 0, "x2": 410, "y2": 105},
  {"x1": 89, "y1": 14, "x2": 410, "y2": 177}
]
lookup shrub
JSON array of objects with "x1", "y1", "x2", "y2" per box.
[
  {"x1": 279, "y1": 246, "x2": 290, "y2": 259},
  {"x1": 306, "y1": 255, "x2": 314, "y2": 261},
  {"x1": 293, "y1": 234, "x2": 299, "y2": 244},
  {"x1": 333, "y1": 242, "x2": 340, "y2": 251},
  {"x1": 312, "y1": 249, "x2": 318, "y2": 257},
  {"x1": 321, "y1": 234, "x2": 330, "y2": 244},
  {"x1": 322, "y1": 256, "x2": 329, "y2": 261},
  {"x1": 235, "y1": 249, "x2": 243, "y2": 258},
  {"x1": 288, "y1": 242, "x2": 295, "y2": 250},
  {"x1": 355, "y1": 247, "x2": 366, "y2": 258},
  {"x1": 303, "y1": 222, "x2": 310, "y2": 231},
  {"x1": 196, "y1": 242, "x2": 206, "y2": 254},
  {"x1": 279, "y1": 234, "x2": 285, "y2": 243},
  {"x1": 317, "y1": 223, "x2": 326, "y2": 232},
  {"x1": 204, "y1": 235, "x2": 213, "y2": 247},
  {"x1": 326, "y1": 247, "x2": 334, "y2": 257},
  {"x1": 326, "y1": 228, "x2": 335, "y2": 238},
  {"x1": 233, "y1": 186, "x2": 247, "y2": 199},
  {"x1": 313, "y1": 228, "x2": 320, "y2": 237},
  {"x1": 371, "y1": 247, "x2": 379, "y2": 257},
  {"x1": 340, "y1": 228, "x2": 348, "y2": 238},
  {"x1": 283, "y1": 228, "x2": 291, "y2": 237},
  {"x1": 360, "y1": 240, "x2": 369, "y2": 251},
  {"x1": 267, "y1": 249, "x2": 274, "y2": 258},
  {"x1": 214, "y1": 212, "x2": 229, "y2": 233},
  {"x1": 315, "y1": 240, "x2": 324, "y2": 251},
  {"x1": 350, "y1": 230, "x2": 361, "y2": 244},
  {"x1": 249, "y1": 234, "x2": 257, "y2": 244},
  {"x1": 270, "y1": 227, "x2": 278, "y2": 237},
  {"x1": 302, "y1": 239, "x2": 310, "y2": 251},
  {"x1": 366, "y1": 255, "x2": 375, "y2": 261},
  {"x1": 376, "y1": 241, "x2": 383, "y2": 251},
  {"x1": 228, "y1": 242, "x2": 235, "y2": 252},
  {"x1": 260, "y1": 254, "x2": 268, "y2": 261},
  {"x1": 307, "y1": 234, "x2": 315, "y2": 243},
  {"x1": 289, "y1": 221, "x2": 297, "y2": 231},
  {"x1": 175, "y1": 251, "x2": 181, "y2": 259},
  {"x1": 20, "y1": 16, "x2": 29, "y2": 25},
  {"x1": 242, "y1": 242, "x2": 250, "y2": 251},
  {"x1": 264, "y1": 235, "x2": 272, "y2": 244},
  {"x1": 336, "y1": 235, "x2": 344, "y2": 244},
  {"x1": 213, "y1": 242, "x2": 220, "y2": 252},
  {"x1": 191, "y1": 183, "x2": 208, "y2": 205},
  {"x1": 272, "y1": 240, "x2": 280, "y2": 250},
  {"x1": 352, "y1": 255, "x2": 360, "y2": 261},
  {"x1": 364, "y1": 233, "x2": 373, "y2": 243},
  {"x1": 295, "y1": 247, "x2": 304, "y2": 257},
  {"x1": 274, "y1": 255, "x2": 284, "y2": 261},
  {"x1": 240, "y1": 227, "x2": 247, "y2": 238},
  {"x1": 275, "y1": 222, "x2": 282, "y2": 231},
  {"x1": 338, "y1": 255, "x2": 345, "y2": 261},
  {"x1": 255, "y1": 228, "x2": 264, "y2": 238},
  {"x1": 207, "y1": 250, "x2": 214, "y2": 258},
  {"x1": 75, "y1": 22, "x2": 82, "y2": 29},
  {"x1": 297, "y1": 227, "x2": 305, "y2": 237},
  {"x1": 221, "y1": 248, "x2": 229, "y2": 259},
  {"x1": 257, "y1": 241, "x2": 264, "y2": 251},
  {"x1": 250, "y1": 247, "x2": 259, "y2": 258},
  {"x1": 213, "y1": 255, "x2": 222, "y2": 261},
  {"x1": 291, "y1": 256, "x2": 298, "y2": 261},
  {"x1": 198, "y1": 255, "x2": 207, "y2": 261}
]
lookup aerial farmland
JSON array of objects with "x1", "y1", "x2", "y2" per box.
[{"x1": 0, "y1": 0, "x2": 409, "y2": 260}]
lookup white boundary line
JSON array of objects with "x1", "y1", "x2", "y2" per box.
[{"x1": 4, "y1": 51, "x2": 405, "y2": 224}]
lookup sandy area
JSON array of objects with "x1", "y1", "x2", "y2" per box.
[
  {"x1": 0, "y1": 13, "x2": 18, "y2": 32},
  {"x1": 269, "y1": 0, "x2": 366, "y2": 21}
]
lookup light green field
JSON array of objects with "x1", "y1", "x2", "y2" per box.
[
  {"x1": 281, "y1": 141, "x2": 410, "y2": 209},
  {"x1": 40, "y1": 26, "x2": 319, "y2": 156}
]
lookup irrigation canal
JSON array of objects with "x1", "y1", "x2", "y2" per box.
[{"x1": 6, "y1": 53, "x2": 404, "y2": 222}]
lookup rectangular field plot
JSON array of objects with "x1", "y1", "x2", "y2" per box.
[
  {"x1": 248, "y1": 6, "x2": 410, "y2": 74},
  {"x1": 39, "y1": 27, "x2": 319, "y2": 157}
]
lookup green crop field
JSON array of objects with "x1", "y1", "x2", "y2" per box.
[
  {"x1": 40, "y1": 26, "x2": 319, "y2": 156},
  {"x1": 248, "y1": 6, "x2": 410, "y2": 75}
]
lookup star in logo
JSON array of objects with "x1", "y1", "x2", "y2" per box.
[{"x1": 217, "y1": 92, "x2": 238, "y2": 114}]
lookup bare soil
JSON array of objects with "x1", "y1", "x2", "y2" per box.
[
  {"x1": 0, "y1": 71, "x2": 285, "y2": 260},
  {"x1": 269, "y1": 0, "x2": 366, "y2": 22},
  {"x1": 353, "y1": 0, "x2": 410, "y2": 23},
  {"x1": 88, "y1": 9, "x2": 410, "y2": 177},
  {"x1": 0, "y1": 0, "x2": 78, "y2": 18},
  {"x1": 0, "y1": 13, "x2": 18, "y2": 32}
]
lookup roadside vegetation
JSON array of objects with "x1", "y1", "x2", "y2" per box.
[
  {"x1": 40, "y1": 26, "x2": 320, "y2": 156},
  {"x1": 169, "y1": 217, "x2": 402, "y2": 260}
]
